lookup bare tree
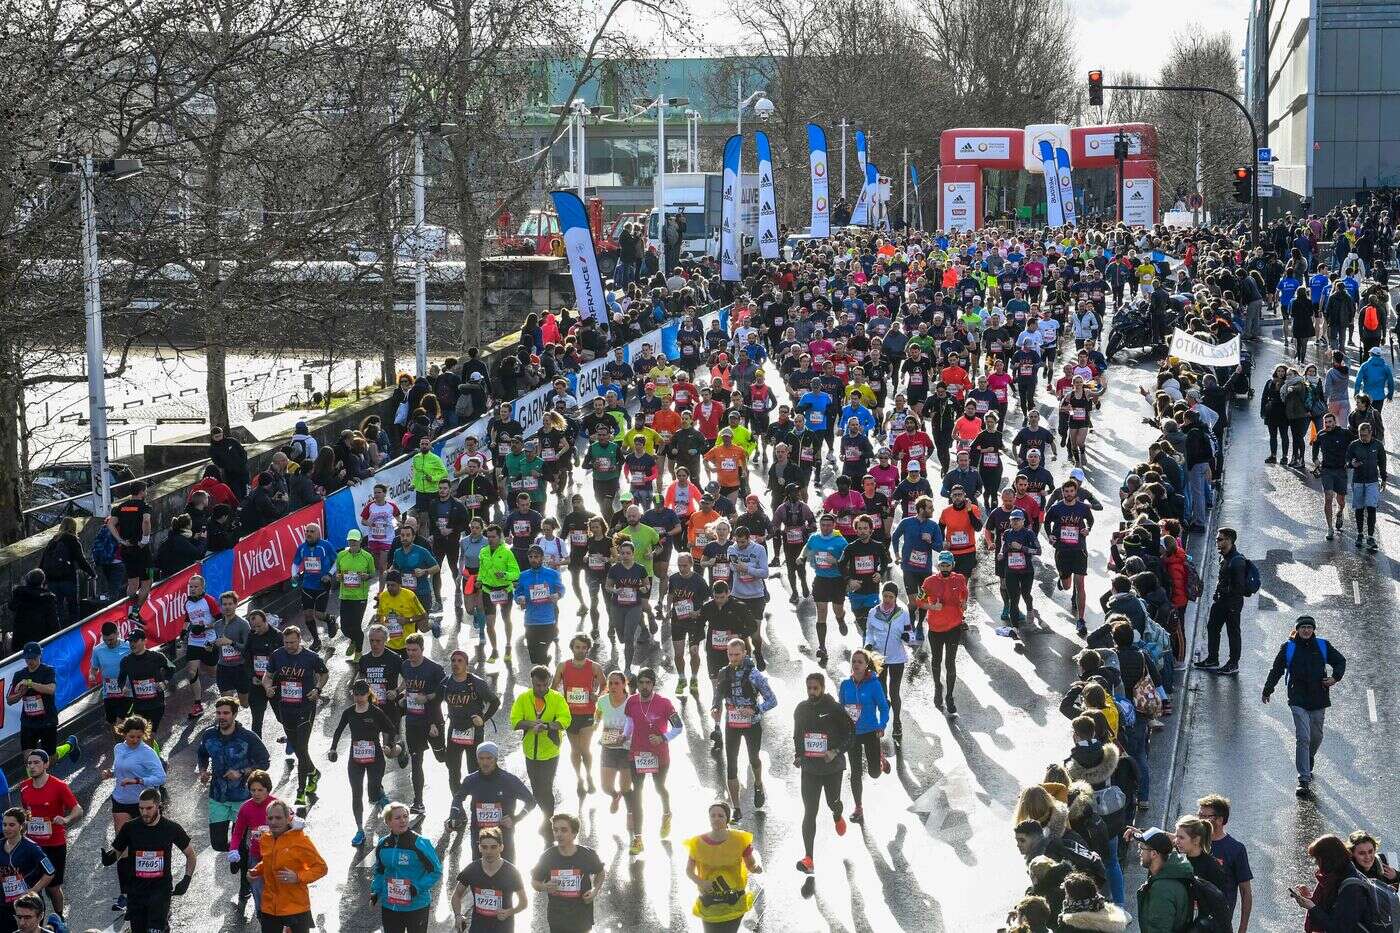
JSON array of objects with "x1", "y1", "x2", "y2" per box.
[
  {"x1": 1151, "y1": 32, "x2": 1249, "y2": 213},
  {"x1": 1105, "y1": 70, "x2": 1153, "y2": 125}
]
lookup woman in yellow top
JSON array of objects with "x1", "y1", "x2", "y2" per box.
[{"x1": 684, "y1": 801, "x2": 762, "y2": 931}]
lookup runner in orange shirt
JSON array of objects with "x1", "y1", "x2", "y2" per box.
[
  {"x1": 938, "y1": 486, "x2": 984, "y2": 579},
  {"x1": 704, "y1": 428, "x2": 749, "y2": 503},
  {"x1": 688, "y1": 494, "x2": 724, "y2": 560}
]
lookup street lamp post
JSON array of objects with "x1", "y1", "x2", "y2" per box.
[
  {"x1": 410, "y1": 123, "x2": 457, "y2": 379},
  {"x1": 45, "y1": 155, "x2": 143, "y2": 518},
  {"x1": 635, "y1": 94, "x2": 689, "y2": 254}
]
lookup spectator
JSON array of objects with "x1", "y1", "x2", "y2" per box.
[
  {"x1": 190, "y1": 465, "x2": 238, "y2": 509},
  {"x1": 206, "y1": 503, "x2": 240, "y2": 553},
  {"x1": 389, "y1": 373, "x2": 415, "y2": 442},
  {"x1": 209, "y1": 427, "x2": 249, "y2": 499},
  {"x1": 239, "y1": 471, "x2": 288, "y2": 533},
  {"x1": 185, "y1": 489, "x2": 212, "y2": 545},
  {"x1": 8, "y1": 569, "x2": 58, "y2": 652},
  {"x1": 156, "y1": 514, "x2": 204, "y2": 578},
  {"x1": 38, "y1": 517, "x2": 94, "y2": 628},
  {"x1": 92, "y1": 520, "x2": 125, "y2": 603},
  {"x1": 286, "y1": 459, "x2": 319, "y2": 510},
  {"x1": 308, "y1": 449, "x2": 347, "y2": 497}
]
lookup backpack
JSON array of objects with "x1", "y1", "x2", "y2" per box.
[
  {"x1": 1283, "y1": 637, "x2": 1329, "y2": 684},
  {"x1": 1240, "y1": 557, "x2": 1262, "y2": 596},
  {"x1": 39, "y1": 538, "x2": 74, "y2": 579},
  {"x1": 1183, "y1": 874, "x2": 1232, "y2": 933},
  {"x1": 1364, "y1": 304, "x2": 1381, "y2": 331},
  {"x1": 1184, "y1": 557, "x2": 1203, "y2": 601},
  {"x1": 289, "y1": 437, "x2": 309, "y2": 462},
  {"x1": 1339, "y1": 875, "x2": 1400, "y2": 933}
]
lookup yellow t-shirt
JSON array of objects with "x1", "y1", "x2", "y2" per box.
[
  {"x1": 374, "y1": 587, "x2": 424, "y2": 650},
  {"x1": 684, "y1": 829, "x2": 756, "y2": 921}
]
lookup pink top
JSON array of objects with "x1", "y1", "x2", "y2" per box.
[{"x1": 231, "y1": 795, "x2": 279, "y2": 861}]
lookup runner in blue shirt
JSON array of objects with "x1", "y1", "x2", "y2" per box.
[
  {"x1": 799, "y1": 513, "x2": 848, "y2": 665},
  {"x1": 796, "y1": 388, "x2": 834, "y2": 459},
  {"x1": 1277, "y1": 271, "x2": 1301, "y2": 310},
  {"x1": 292, "y1": 523, "x2": 338, "y2": 650},
  {"x1": 88, "y1": 621, "x2": 133, "y2": 735},
  {"x1": 390, "y1": 525, "x2": 441, "y2": 637},
  {"x1": 513, "y1": 545, "x2": 566, "y2": 666},
  {"x1": 890, "y1": 495, "x2": 943, "y2": 597},
  {"x1": 1308, "y1": 267, "x2": 1331, "y2": 305}
]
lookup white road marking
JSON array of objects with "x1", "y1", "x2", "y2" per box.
[
  {"x1": 1354, "y1": 581, "x2": 1362, "y2": 605},
  {"x1": 1368, "y1": 688, "x2": 1378, "y2": 723}
]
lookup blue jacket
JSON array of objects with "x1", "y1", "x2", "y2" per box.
[
  {"x1": 371, "y1": 831, "x2": 443, "y2": 912},
  {"x1": 839, "y1": 404, "x2": 878, "y2": 435},
  {"x1": 293, "y1": 540, "x2": 337, "y2": 591},
  {"x1": 838, "y1": 674, "x2": 890, "y2": 735},
  {"x1": 1355, "y1": 355, "x2": 1394, "y2": 402},
  {"x1": 196, "y1": 724, "x2": 271, "y2": 804},
  {"x1": 514, "y1": 566, "x2": 565, "y2": 625}
]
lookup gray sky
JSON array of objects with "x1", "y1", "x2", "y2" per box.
[{"x1": 627, "y1": 0, "x2": 1249, "y2": 79}]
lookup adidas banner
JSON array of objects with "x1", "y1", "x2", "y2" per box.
[
  {"x1": 755, "y1": 130, "x2": 779, "y2": 259},
  {"x1": 807, "y1": 122, "x2": 830, "y2": 238},
  {"x1": 720, "y1": 134, "x2": 742, "y2": 281},
  {"x1": 1037, "y1": 139, "x2": 1064, "y2": 228}
]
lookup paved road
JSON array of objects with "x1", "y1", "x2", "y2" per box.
[
  {"x1": 1170, "y1": 326, "x2": 1400, "y2": 933},
  {"x1": 55, "y1": 345, "x2": 1174, "y2": 932}
]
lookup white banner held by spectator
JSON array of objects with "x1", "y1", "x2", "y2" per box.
[{"x1": 1169, "y1": 329, "x2": 1241, "y2": 366}]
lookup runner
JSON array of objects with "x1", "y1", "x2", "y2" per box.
[
  {"x1": 604, "y1": 540, "x2": 651, "y2": 675},
  {"x1": 327, "y1": 680, "x2": 400, "y2": 846},
  {"x1": 116, "y1": 631, "x2": 174, "y2": 753},
  {"x1": 710, "y1": 639, "x2": 777, "y2": 821},
  {"x1": 838, "y1": 516, "x2": 888, "y2": 638},
  {"x1": 447, "y1": 743, "x2": 537, "y2": 864},
  {"x1": 621, "y1": 668, "x2": 682, "y2": 854},
  {"x1": 792, "y1": 671, "x2": 850, "y2": 877},
  {"x1": 1044, "y1": 478, "x2": 1096, "y2": 636},
  {"x1": 179, "y1": 575, "x2": 223, "y2": 719},
  {"x1": 399, "y1": 633, "x2": 446, "y2": 817},
  {"x1": 195, "y1": 697, "x2": 270, "y2": 870},
  {"x1": 511, "y1": 665, "x2": 571, "y2": 831},
  {"x1": 684, "y1": 801, "x2": 761, "y2": 932},
  {"x1": 441, "y1": 650, "x2": 500, "y2": 799},
  {"x1": 837, "y1": 649, "x2": 890, "y2": 825},
  {"x1": 262, "y1": 625, "x2": 328, "y2": 807},
  {"x1": 243, "y1": 610, "x2": 282, "y2": 738},
  {"x1": 917, "y1": 552, "x2": 970, "y2": 716},
  {"x1": 553, "y1": 637, "x2": 604, "y2": 796},
  {"x1": 7, "y1": 645, "x2": 72, "y2": 766},
  {"x1": 800, "y1": 513, "x2": 848, "y2": 664},
  {"x1": 247, "y1": 798, "x2": 327, "y2": 933},
  {"x1": 16, "y1": 750, "x2": 81, "y2": 922},
  {"x1": 666, "y1": 554, "x2": 712, "y2": 695},
  {"x1": 87, "y1": 622, "x2": 131, "y2": 753},
  {"x1": 370, "y1": 802, "x2": 443, "y2": 933},
  {"x1": 336, "y1": 529, "x2": 377, "y2": 659},
  {"x1": 477, "y1": 526, "x2": 522, "y2": 662},
  {"x1": 101, "y1": 789, "x2": 194, "y2": 933},
  {"x1": 291, "y1": 524, "x2": 339, "y2": 650},
  {"x1": 863, "y1": 584, "x2": 915, "y2": 741},
  {"x1": 450, "y1": 827, "x2": 527, "y2": 930},
  {"x1": 531, "y1": 813, "x2": 606, "y2": 933}
]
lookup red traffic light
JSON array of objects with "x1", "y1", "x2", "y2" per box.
[
  {"x1": 1088, "y1": 70, "x2": 1102, "y2": 82},
  {"x1": 1088, "y1": 70, "x2": 1104, "y2": 105},
  {"x1": 1234, "y1": 167, "x2": 1249, "y2": 179}
]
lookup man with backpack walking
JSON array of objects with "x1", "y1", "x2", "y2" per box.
[
  {"x1": 1262, "y1": 615, "x2": 1346, "y2": 800},
  {"x1": 1197, "y1": 528, "x2": 1259, "y2": 677}
]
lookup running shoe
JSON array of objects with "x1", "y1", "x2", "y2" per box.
[
  {"x1": 1369, "y1": 536, "x2": 1379, "y2": 552},
  {"x1": 432, "y1": 623, "x2": 443, "y2": 638},
  {"x1": 1194, "y1": 657, "x2": 1220, "y2": 670},
  {"x1": 351, "y1": 829, "x2": 365, "y2": 847},
  {"x1": 112, "y1": 895, "x2": 126, "y2": 912},
  {"x1": 676, "y1": 679, "x2": 687, "y2": 696},
  {"x1": 730, "y1": 807, "x2": 743, "y2": 823},
  {"x1": 816, "y1": 648, "x2": 828, "y2": 666},
  {"x1": 689, "y1": 677, "x2": 700, "y2": 696},
  {"x1": 834, "y1": 815, "x2": 847, "y2": 836},
  {"x1": 487, "y1": 650, "x2": 499, "y2": 663},
  {"x1": 64, "y1": 736, "x2": 82, "y2": 767},
  {"x1": 375, "y1": 794, "x2": 391, "y2": 808},
  {"x1": 796, "y1": 856, "x2": 814, "y2": 874},
  {"x1": 1216, "y1": 663, "x2": 1239, "y2": 676},
  {"x1": 661, "y1": 812, "x2": 673, "y2": 838},
  {"x1": 629, "y1": 835, "x2": 644, "y2": 855},
  {"x1": 305, "y1": 767, "x2": 321, "y2": 795},
  {"x1": 410, "y1": 802, "x2": 425, "y2": 816},
  {"x1": 849, "y1": 807, "x2": 864, "y2": 825},
  {"x1": 754, "y1": 786, "x2": 766, "y2": 810},
  {"x1": 836, "y1": 618, "x2": 848, "y2": 637},
  {"x1": 295, "y1": 791, "x2": 308, "y2": 807},
  {"x1": 326, "y1": 619, "x2": 339, "y2": 639}
]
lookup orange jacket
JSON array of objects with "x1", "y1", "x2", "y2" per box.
[
  {"x1": 250, "y1": 826, "x2": 328, "y2": 916},
  {"x1": 919, "y1": 570, "x2": 969, "y2": 633}
]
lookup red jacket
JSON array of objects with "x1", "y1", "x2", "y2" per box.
[
  {"x1": 191, "y1": 477, "x2": 238, "y2": 508},
  {"x1": 919, "y1": 571, "x2": 969, "y2": 633},
  {"x1": 1160, "y1": 547, "x2": 1190, "y2": 609}
]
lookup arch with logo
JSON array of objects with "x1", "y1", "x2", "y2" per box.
[{"x1": 937, "y1": 123, "x2": 1159, "y2": 231}]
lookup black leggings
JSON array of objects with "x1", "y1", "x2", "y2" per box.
[
  {"x1": 1268, "y1": 422, "x2": 1293, "y2": 460},
  {"x1": 406, "y1": 723, "x2": 445, "y2": 805},
  {"x1": 724, "y1": 723, "x2": 763, "y2": 780},
  {"x1": 1288, "y1": 418, "x2": 1309, "y2": 460},
  {"x1": 126, "y1": 892, "x2": 172, "y2": 933},
  {"x1": 846, "y1": 731, "x2": 883, "y2": 806},
  {"x1": 877, "y1": 663, "x2": 905, "y2": 732},
  {"x1": 1356, "y1": 506, "x2": 1378, "y2": 535},
  {"x1": 278, "y1": 711, "x2": 315, "y2": 793},
  {"x1": 782, "y1": 544, "x2": 809, "y2": 596},
  {"x1": 340, "y1": 599, "x2": 368, "y2": 654},
  {"x1": 349, "y1": 758, "x2": 387, "y2": 828},
  {"x1": 444, "y1": 739, "x2": 479, "y2": 798},
  {"x1": 382, "y1": 905, "x2": 430, "y2": 933},
  {"x1": 247, "y1": 688, "x2": 270, "y2": 737},
  {"x1": 1002, "y1": 572, "x2": 1034, "y2": 620},
  {"x1": 927, "y1": 627, "x2": 963, "y2": 692},
  {"x1": 800, "y1": 769, "x2": 844, "y2": 858},
  {"x1": 260, "y1": 911, "x2": 313, "y2": 933}
]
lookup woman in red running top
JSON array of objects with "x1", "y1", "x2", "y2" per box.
[{"x1": 552, "y1": 635, "x2": 606, "y2": 796}]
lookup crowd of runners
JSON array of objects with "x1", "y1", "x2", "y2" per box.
[{"x1": 4, "y1": 202, "x2": 1398, "y2": 932}]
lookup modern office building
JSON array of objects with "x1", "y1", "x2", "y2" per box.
[{"x1": 1246, "y1": 0, "x2": 1400, "y2": 213}]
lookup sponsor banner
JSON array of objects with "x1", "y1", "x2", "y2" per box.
[
  {"x1": 720, "y1": 135, "x2": 742, "y2": 282},
  {"x1": 1169, "y1": 329, "x2": 1240, "y2": 366},
  {"x1": 941, "y1": 181, "x2": 976, "y2": 232},
  {"x1": 1123, "y1": 177, "x2": 1154, "y2": 227},
  {"x1": 807, "y1": 123, "x2": 830, "y2": 238},
  {"x1": 1083, "y1": 131, "x2": 1143, "y2": 157},
  {"x1": 1038, "y1": 140, "x2": 1064, "y2": 227},
  {"x1": 755, "y1": 131, "x2": 779, "y2": 259},
  {"x1": 1055, "y1": 146, "x2": 1077, "y2": 227},
  {"x1": 550, "y1": 191, "x2": 608, "y2": 325},
  {"x1": 953, "y1": 136, "x2": 1012, "y2": 160},
  {"x1": 233, "y1": 502, "x2": 323, "y2": 595},
  {"x1": 628, "y1": 328, "x2": 664, "y2": 363}
]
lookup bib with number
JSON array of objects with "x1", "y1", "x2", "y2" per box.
[
  {"x1": 854, "y1": 554, "x2": 875, "y2": 575},
  {"x1": 451, "y1": 727, "x2": 476, "y2": 747},
  {"x1": 908, "y1": 549, "x2": 930, "y2": 569},
  {"x1": 616, "y1": 586, "x2": 637, "y2": 605},
  {"x1": 803, "y1": 732, "x2": 829, "y2": 757},
  {"x1": 949, "y1": 531, "x2": 970, "y2": 548},
  {"x1": 343, "y1": 572, "x2": 362, "y2": 587},
  {"x1": 302, "y1": 556, "x2": 321, "y2": 575},
  {"x1": 22, "y1": 695, "x2": 43, "y2": 717},
  {"x1": 529, "y1": 583, "x2": 551, "y2": 604},
  {"x1": 473, "y1": 887, "x2": 504, "y2": 915},
  {"x1": 103, "y1": 677, "x2": 127, "y2": 698},
  {"x1": 673, "y1": 598, "x2": 695, "y2": 618},
  {"x1": 280, "y1": 681, "x2": 304, "y2": 703},
  {"x1": 1058, "y1": 526, "x2": 1080, "y2": 546},
  {"x1": 551, "y1": 868, "x2": 583, "y2": 896},
  {"x1": 726, "y1": 705, "x2": 755, "y2": 728},
  {"x1": 133, "y1": 678, "x2": 158, "y2": 700},
  {"x1": 982, "y1": 451, "x2": 1000, "y2": 467},
  {"x1": 25, "y1": 817, "x2": 50, "y2": 840},
  {"x1": 784, "y1": 527, "x2": 804, "y2": 544},
  {"x1": 587, "y1": 554, "x2": 606, "y2": 570},
  {"x1": 134, "y1": 849, "x2": 166, "y2": 879},
  {"x1": 1, "y1": 874, "x2": 26, "y2": 902},
  {"x1": 566, "y1": 686, "x2": 590, "y2": 707},
  {"x1": 387, "y1": 877, "x2": 412, "y2": 906},
  {"x1": 632, "y1": 750, "x2": 660, "y2": 773},
  {"x1": 352, "y1": 740, "x2": 378, "y2": 763},
  {"x1": 219, "y1": 644, "x2": 242, "y2": 664},
  {"x1": 475, "y1": 802, "x2": 503, "y2": 826},
  {"x1": 489, "y1": 589, "x2": 509, "y2": 604}
]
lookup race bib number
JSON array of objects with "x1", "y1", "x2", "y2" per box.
[
  {"x1": 1, "y1": 874, "x2": 26, "y2": 901},
  {"x1": 566, "y1": 686, "x2": 590, "y2": 707},
  {"x1": 813, "y1": 551, "x2": 835, "y2": 569},
  {"x1": 102, "y1": 677, "x2": 126, "y2": 698},
  {"x1": 513, "y1": 521, "x2": 530, "y2": 537},
  {"x1": 993, "y1": 386, "x2": 1008, "y2": 402},
  {"x1": 601, "y1": 727, "x2": 623, "y2": 747},
  {"x1": 949, "y1": 531, "x2": 970, "y2": 548},
  {"x1": 710, "y1": 629, "x2": 731, "y2": 650},
  {"x1": 800, "y1": 447, "x2": 815, "y2": 462},
  {"x1": 280, "y1": 681, "x2": 304, "y2": 704},
  {"x1": 720, "y1": 457, "x2": 737, "y2": 472},
  {"x1": 1007, "y1": 551, "x2": 1028, "y2": 571},
  {"x1": 631, "y1": 471, "x2": 648, "y2": 485},
  {"x1": 1059, "y1": 526, "x2": 1081, "y2": 546},
  {"x1": 616, "y1": 586, "x2": 637, "y2": 606},
  {"x1": 134, "y1": 678, "x2": 159, "y2": 700},
  {"x1": 909, "y1": 445, "x2": 925, "y2": 458},
  {"x1": 674, "y1": 598, "x2": 695, "y2": 618},
  {"x1": 437, "y1": 517, "x2": 450, "y2": 534},
  {"x1": 352, "y1": 740, "x2": 377, "y2": 763},
  {"x1": 405, "y1": 694, "x2": 426, "y2": 714},
  {"x1": 387, "y1": 877, "x2": 412, "y2": 906},
  {"x1": 464, "y1": 496, "x2": 483, "y2": 509},
  {"x1": 451, "y1": 727, "x2": 476, "y2": 747},
  {"x1": 595, "y1": 457, "x2": 613, "y2": 472},
  {"x1": 570, "y1": 531, "x2": 587, "y2": 545},
  {"x1": 22, "y1": 695, "x2": 43, "y2": 717},
  {"x1": 726, "y1": 705, "x2": 754, "y2": 728},
  {"x1": 134, "y1": 850, "x2": 165, "y2": 879},
  {"x1": 982, "y1": 451, "x2": 999, "y2": 467},
  {"x1": 803, "y1": 732, "x2": 829, "y2": 757},
  {"x1": 522, "y1": 476, "x2": 539, "y2": 490},
  {"x1": 1019, "y1": 364, "x2": 1034, "y2": 377},
  {"x1": 220, "y1": 644, "x2": 242, "y2": 664},
  {"x1": 25, "y1": 817, "x2": 50, "y2": 840},
  {"x1": 489, "y1": 589, "x2": 509, "y2": 604},
  {"x1": 908, "y1": 550, "x2": 929, "y2": 569},
  {"x1": 543, "y1": 448, "x2": 559, "y2": 462},
  {"x1": 844, "y1": 703, "x2": 860, "y2": 722},
  {"x1": 632, "y1": 751, "x2": 660, "y2": 773},
  {"x1": 343, "y1": 572, "x2": 362, "y2": 587},
  {"x1": 253, "y1": 657, "x2": 270, "y2": 676},
  {"x1": 551, "y1": 868, "x2": 583, "y2": 896},
  {"x1": 807, "y1": 411, "x2": 823, "y2": 426},
  {"x1": 587, "y1": 554, "x2": 606, "y2": 571},
  {"x1": 473, "y1": 887, "x2": 504, "y2": 915},
  {"x1": 785, "y1": 527, "x2": 805, "y2": 544},
  {"x1": 528, "y1": 583, "x2": 551, "y2": 604},
  {"x1": 475, "y1": 802, "x2": 503, "y2": 826},
  {"x1": 712, "y1": 564, "x2": 730, "y2": 581},
  {"x1": 843, "y1": 447, "x2": 861, "y2": 462},
  {"x1": 302, "y1": 557, "x2": 321, "y2": 575},
  {"x1": 854, "y1": 555, "x2": 875, "y2": 575},
  {"x1": 909, "y1": 371, "x2": 924, "y2": 385}
]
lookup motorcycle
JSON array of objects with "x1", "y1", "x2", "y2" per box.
[{"x1": 1104, "y1": 302, "x2": 1164, "y2": 361}]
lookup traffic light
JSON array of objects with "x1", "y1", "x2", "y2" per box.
[
  {"x1": 1231, "y1": 166, "x2": 1253, "y2": 203},
  {"x1": 1088, "y1": 70, "x2": 1104, "y2": 106}
]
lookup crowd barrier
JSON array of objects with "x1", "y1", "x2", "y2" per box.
[{"x1": 0, "y1": 304, "x2": 727, "y2": 744}]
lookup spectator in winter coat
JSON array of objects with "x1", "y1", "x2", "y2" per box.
[
  {"x1": 209, "y1": 427, "x2": 250, "y2": 499},
  {"x1": 8, "y1": 569, "x2": 59, "y2": 652},
  {"x1": 1058, "y1": 871, "x2": 1129, "y2": 933},
  {"x1": 191, "y1": 465, "x2": 239, "y2": 509},
  {"x1": 40, "y1": 517, "x2": 94, "y2": 627},
  {"x1": 156, "y1": 514, "x2": 205, "y2": 578},
  {"x1": 206, "y1": 504, "x2": 240, "y2": 553},
  {"x1": 239, "y1": 473, "x2": 288, "y2": 533},
  {"x1": 288, "y1": 421, "x2": 318, "y2": 463}
]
